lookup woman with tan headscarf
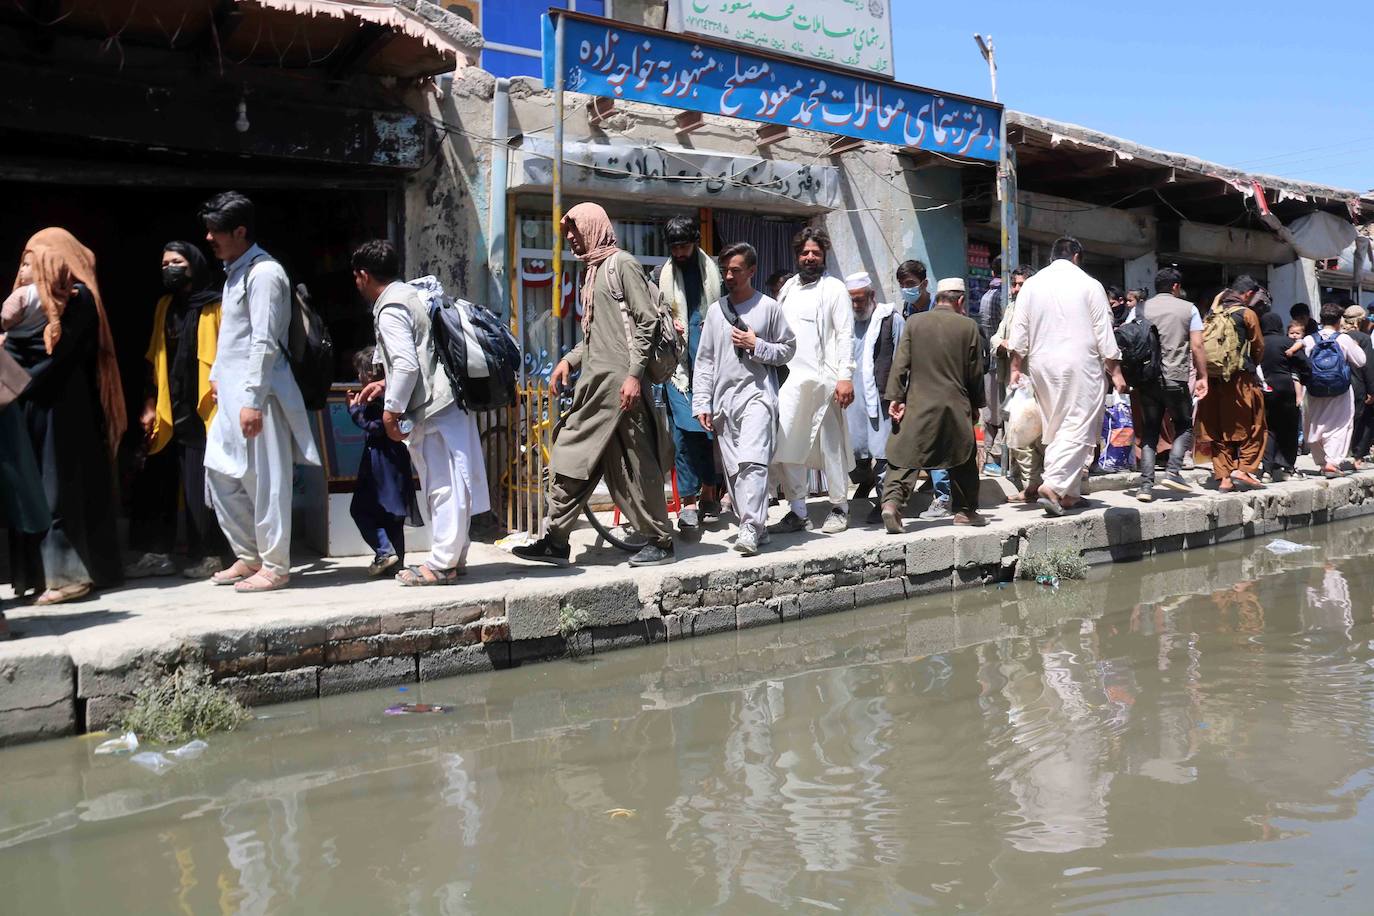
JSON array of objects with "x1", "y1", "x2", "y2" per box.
[{"x1": 5, "y1": 228, "x2": 126, "y2": 605}]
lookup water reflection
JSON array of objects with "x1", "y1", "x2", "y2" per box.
[{"x1": 4, "y1": 524, "x2": 1374, "y2": 912}]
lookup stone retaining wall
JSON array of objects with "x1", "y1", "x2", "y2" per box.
[{"x1": 4, "y1": 474, "x2": 1374, "y2": 746}]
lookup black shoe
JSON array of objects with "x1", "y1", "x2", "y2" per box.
[
  {"x1": 770, "y1": 510, "x2": 808, "y2": 533},
  {"x1": 864, "y1": 503, "x2": 883, "y2": 525},
  {"x1": 1271, "y1": 467, "x2": 1288, "y2": 483},
  {"x1": 628, "y1": 542, "x2": 675, "y2": 567},
  {"x1": 512, "y1": 536, "x2": 571, "y2": 567}
]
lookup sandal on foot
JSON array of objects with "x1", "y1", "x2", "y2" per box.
[
  {"x1": 395, "y1": 564, "x2": 459, "y2": 587},
  {"x1": 234, "y1": 570, "x2": 290, "y2": 593},
  {"x1": 213, "y1": 560, "x2": 261, "y2": 586},
  {"x1": 35, "y1": 583, "x2": 92, "y2": 606}
]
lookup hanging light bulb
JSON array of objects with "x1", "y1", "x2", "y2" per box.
[{"x1": 235, "y1": 97, "x2": 250, "y2": 133}]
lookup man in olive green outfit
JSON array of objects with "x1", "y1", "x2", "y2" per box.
[
  {"x1": 880, "y1": 280, "x2": 988, "y2": 531},
  {"x1": 514, "y1": 203, "x2": 676, "y2": 568}
]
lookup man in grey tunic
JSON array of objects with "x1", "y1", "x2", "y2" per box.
[{"x1": 691, "y1": 243, "x2": 796, "y2": 556}]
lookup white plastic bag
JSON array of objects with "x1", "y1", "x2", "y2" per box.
[
  {"x1": 130, "y1": 752, "x2": 175, "y2": 775},
  {"x1": 94, "y1": 731, "x2": 139, "y2": 755},
  {"x1": 1004, "y1": 383, "x2": 1043, "y2": 449}
]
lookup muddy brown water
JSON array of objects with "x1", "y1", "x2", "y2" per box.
[{"x1": 4, "y1": 522, "x2": 1374, "y2": 914}]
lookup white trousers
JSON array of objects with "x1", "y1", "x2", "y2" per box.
[
  {"x1": 728, "y1": 461, "x2": 770, "y2": 532},
  {"x1": 407, "y1": 406, "x2": 479, "y2": 571},
  {"x1": 774, "y1": 453, "x2": 849, "y2": 515},
  {"x1": 1041, "y1": 439, "x2": 1094, "y2": 499},
  {"x1": 207, "y1": 399, "x2": 295, "y2": 576}
]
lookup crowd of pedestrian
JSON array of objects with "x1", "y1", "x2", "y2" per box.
[{"x1": 3, "y1": 193, "x2": 1371, "y2": 623}]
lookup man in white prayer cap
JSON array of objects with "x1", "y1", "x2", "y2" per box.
[{"x1": 844, "y1": 270, "x2": 903, "y2": 523}]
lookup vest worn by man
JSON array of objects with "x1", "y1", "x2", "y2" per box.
[
  {"x1": 1143, "y1": 293, "x2": 1197, "y2": 385},
  {"x1": 372, "y1": 281, "x2": 455, "y2": 424},
  {"x1": 872, "y1": 312, "x2": 897, "y2": 405}
]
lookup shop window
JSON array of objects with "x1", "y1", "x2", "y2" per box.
[{"x1": 516, "y1": 211, "x2": 669, "y2": 381}]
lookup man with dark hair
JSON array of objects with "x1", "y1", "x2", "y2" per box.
[
  {"x1": 881, "y1": 283, "x2": 987, "y2": 530},
  {"x1": 895, "y1": 259, "x2": 930, "y2": 316},
  {"x1": 656, "y1": 214, "x2": 724, "y2": 530},
  {"x1": 843, "y1": 270, "x2": 903, "y2": 519},
  {"x1": 514, "y1": 202, "x2": 676, "y2": 568},
  {"x1": 1009, "y1": 237, "x2": 1126, "y2": 515},
  {"x1": 1106, "y1": 285, "x2": 1128, "y2": 327},
  {"x1": 1290, "y1": 302, "x2": 1318, "y2": 337},
  {"x1": 199, "y1": 191, "x2": 321, "y2": 592},
  {"x1": 691, "y1": 242, "x2": 796, "y2": 555},
  {"x1": 351, "y1": 239, "x2": 489, "y2": 584},
  {"x1": 765, "y1": 270, "x2": 793, "y2": 300},
  {"x1": 1195, "y1": 275, "x2": 1266, "y2": 491},
  {"x1": 770, "y1": 225, "x2": 855, "y2": 534},
  {"x1": 1128, "y1": 267, "x2": 1209, "y2": 501}
]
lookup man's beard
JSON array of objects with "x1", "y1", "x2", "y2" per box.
[{"x1": 797, "y1": 262, "x2": 823, "y2": 283}]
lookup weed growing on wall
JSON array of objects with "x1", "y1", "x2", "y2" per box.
[
  {"x1": 1018, "y1": 548, "x2": 1090, "y2": 583},
  {"x1": 121, "y1": 667, "x2": 250, "y2": 743}
]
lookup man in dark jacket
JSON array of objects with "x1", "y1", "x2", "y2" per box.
[{"x1": 879, "y1": 281, "x2": 987, "y2": 531}]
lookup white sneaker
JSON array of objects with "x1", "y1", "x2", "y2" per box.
[
  {"x1": 821, "y1": 507, "x2": 849, "y2": 534},
  {"x1": 734, "y1": 525, "x2": 759, "y2": 556}
]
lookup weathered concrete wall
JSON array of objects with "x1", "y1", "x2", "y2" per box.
[
  {"x1": 403, "y1": 68, "x2": 967, "y2": 308},
  {"x1": 5, "y1": 473, "x2": 1374, "y2": 747}
]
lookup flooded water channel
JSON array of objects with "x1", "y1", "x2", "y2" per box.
[{"x1": 4, "y1": 522, "x2": 1374, "y2": 914}]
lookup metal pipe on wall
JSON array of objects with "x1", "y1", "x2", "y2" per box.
[
  {"x1": 489, "y1": 77, "x2": 510, "y2": 321},
  {"x1": 551, "y1": 13, "x2": 566, "y2": 384}
]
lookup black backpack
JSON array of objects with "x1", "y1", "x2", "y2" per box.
[
  {"x1": 286, "y1": 283, "x2": 334, "y2": 411},
  {"x1": 429, "y1": 295, "x2": 520, "y2": 412},
  {"x1": 1115, "y1": 303, "x2": 1162, "y2": 389}
]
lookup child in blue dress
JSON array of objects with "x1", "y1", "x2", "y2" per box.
[{"x1": 348, "y1": 349, "x2": 422, "y2": 576}]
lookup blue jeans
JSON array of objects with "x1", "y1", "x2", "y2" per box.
[
  {"x1": 671, "y1": 424, "x2": 718, "y2": 499},
  {"x1": 350, "y1": 500, "x2": 406, "y2": 561},
  {"x1": 930, "y1": 468, "x2": 951, "y2": 501}
]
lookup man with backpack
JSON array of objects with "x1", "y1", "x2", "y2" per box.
[
  {"x1": 351, "y1": 240, "x2": 490, "y2": 585},
  {"x1": 1289, "y1": 302, "x2": 1368, "y2": 478},
  {"x1": 199, "y1": 191, "x2": 321, "y2": 593},
  {"x1": 515, "y1": 202, "x2": 677, "y2": 568},
  {"x1": 1194, "y1": 276, "x2": 1266, "y2": 492},
  {"x1": 1121, "y1": 266, "x2": 1209, "y2": 502}
]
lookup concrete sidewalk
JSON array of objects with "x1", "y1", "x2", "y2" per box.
[{"x1": 3, "y1": 464, "x2": 1373, "y2": 746}]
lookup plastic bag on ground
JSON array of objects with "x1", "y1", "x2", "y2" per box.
[
  {"x1": 1004, "y1": 383, "x2": 1043, "y2": 449},
  {"x1": 1265, "y1": 538, "x2": 1316, "y2": 555},
  {"x1": 167, "y1": 740, "x2": 209, "y2": 760},
  {"x1": 130, "y1": 752, "x2": 175, "y2": 775},
  {"x1": 94, "y1": 732, "x2": 139, "y2": 755}
]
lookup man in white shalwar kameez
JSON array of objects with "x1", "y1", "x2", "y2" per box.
[
  {"x1": 770, "y1": 227, "x2": 856, "y2": 534},
  {"x1": 1008, "y1": 237, "x2": 1125, "y2": 516},
  {"x1": 844, "y1": 271, "x2": 902, "y2": 523},
  {"x1": 199, "y1": 192, "x2": 321, "y2": 592},
  {"x1": 692, "y1": 243, "x2": 796, "y2": 555},
  {"x1": 351, "y1": 241, "x2": 490, "y2": 585}
]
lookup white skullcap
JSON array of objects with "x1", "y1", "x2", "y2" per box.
[
  {"x1": 936, "y1": 277, "x2": 966, "y2": 294},
  {"x1": 844, "y1": 271, "x2": 872, "y2": 292}
]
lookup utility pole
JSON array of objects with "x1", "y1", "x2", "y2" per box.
[{"x1": 975, "y1": 32, "x2": 1014, "y2": 472}]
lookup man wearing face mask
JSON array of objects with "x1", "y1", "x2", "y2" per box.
[
  {"x1": 125, "y1": 241, "x2": 232, "y2": 579},
  {"x1": 896, "y1": 259, "x2": 930, "y2": 317}
]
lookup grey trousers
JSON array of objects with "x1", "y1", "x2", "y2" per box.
[
  {"x1": 548, "y1": 407, "x2": 674, "y2": 547},
  {"x1": 727, "y1": 461, "x2": 770, "y2": 532},
  {"x1": 207, "y1": 402, "x2": 295, "y2": 577}
]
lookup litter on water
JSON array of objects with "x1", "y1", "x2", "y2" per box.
[
  {"x1": 94, "y1": 732, "x2": 139, "y2": 755},
  {"x1": 1265, "y1": 538, "x2": 1316, "y2": 555},
  {"x1": 1035, "y1": 575, "x2": 1060, "y2": 589},
  {"x1": 385, "y1": 703, "x2": 451, "y2": 715},
  {"x1": 130, "y1": 752, "x2": 176, "y2": 775},
  {"x1": 167, "y1": 740, "x2": 209, "y2": 760},
  {"x1": 604, "y1": 808, "x2": 637, "y2": 819}
]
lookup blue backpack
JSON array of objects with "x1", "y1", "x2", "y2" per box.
[{"x1": 1306, "y1": 334, "x2": 1351, "y2": 398}]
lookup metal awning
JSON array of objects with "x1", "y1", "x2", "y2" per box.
[
  {"x1": 1009, "y1": 111, "x2": 1374, "y2": 226},
  {"x1": 0, "y1": 0, "x2": 481, "y2": 78}
]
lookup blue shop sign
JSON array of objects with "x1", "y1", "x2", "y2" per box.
[{"x1": 543, "y1": 11, "x2": 1000, "y2": 164}]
